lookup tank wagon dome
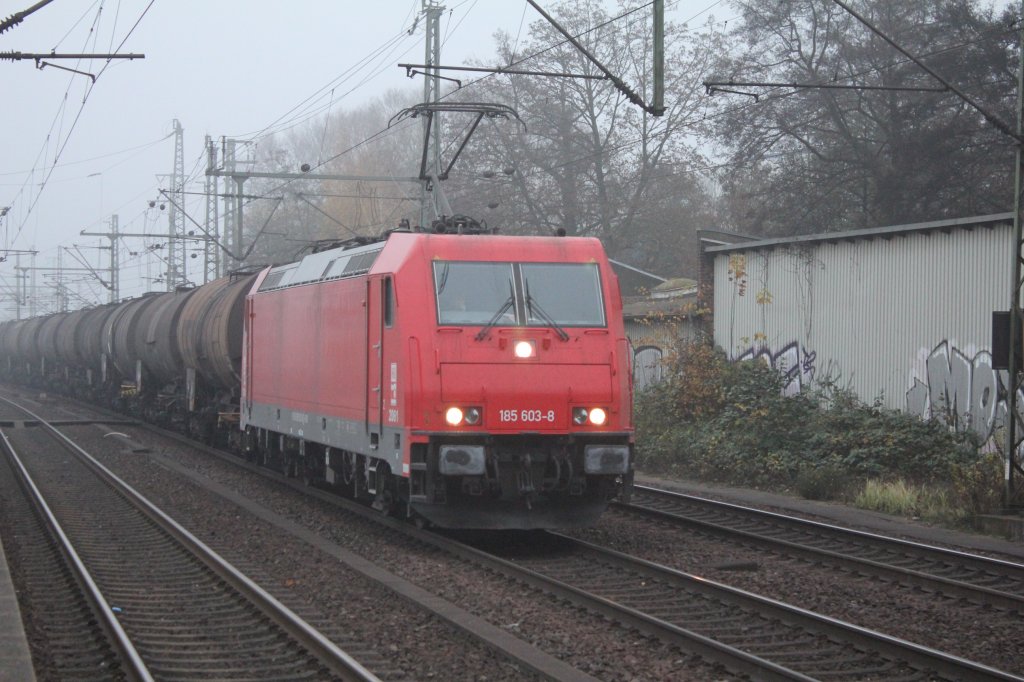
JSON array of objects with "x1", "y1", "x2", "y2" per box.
[
  {"x1": 104, "y1": 293, "x2": 164, "y2": 380},
  {"x1": 136, "y1": 287, "x2": 197, "y2": 386},
  {"x1": 178, "y1": 272, "x2": 260, "y2": 390}
]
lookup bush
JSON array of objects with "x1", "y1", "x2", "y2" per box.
[
  {"x1": 634, "y1": 339, "x2": 997, "y2": 517},
  {"x1": 794, "y1": 464, "x2": 850, "y2": 501}
]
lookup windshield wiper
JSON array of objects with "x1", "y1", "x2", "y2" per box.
[
  {"x1": 525, "y1": 282, "x2": 569, "y2": 341},
  {"x1": 474, "y1": 295, "x2": 515, "y2": 341}
]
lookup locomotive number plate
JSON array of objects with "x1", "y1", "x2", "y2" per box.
[{"x1": 498, "y1": 409, "x2": 556, "y2": 424}]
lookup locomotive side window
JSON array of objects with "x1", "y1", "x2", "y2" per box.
[
  {"x1": 434, "y1": 262, "x2": 515, "y2": 325},
  {"x1": 433, "y1": 261, "x2": 606, "y2": 328},
  {"x1": 384, "y1": 276, "x2": 394, "y2": 327},
  {"x1": 521, "y1": 263, "x2": 605, "y2": 327}
]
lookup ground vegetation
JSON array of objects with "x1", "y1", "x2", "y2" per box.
[{"x1": 635, "y1": 338, "x2": 1001, "y2": 524}]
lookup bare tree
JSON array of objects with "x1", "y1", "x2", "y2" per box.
[
  {"x1": 707, "y1": 0, "x2": 1018, "y2": 236},
  {"x1": 443, "y1": 0, "x2": 724, "y2": 276},
  {"x1": 240, "y1": 89, "x2": 421, "y2": 265}
]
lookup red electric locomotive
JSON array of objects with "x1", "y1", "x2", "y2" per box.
[{"x1": 242, "y1": 230, "x2": 634, "y2": 529}]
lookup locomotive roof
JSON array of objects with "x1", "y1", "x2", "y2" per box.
[
  {"x1": 257, "y1": 232, "x2": 609, "y2": 293},
  {"x1": 257, "y1": 240, "x2": 385, "y2": 292}
]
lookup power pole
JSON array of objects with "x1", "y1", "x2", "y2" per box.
[
  {"x1": 56, "y1": 248, "x2": 65, "y2": 312},
  {"x1": 204, "y1": 134, "x2": 220, "y2": 282},
  {"x1": 223, "y1": 138, "x2": 244, "y2": 269},
  {"x1": 653, "y1": 0, "x2": 664, "y2": 115},
  {"x1": 167, "y1": 119, "x2": 187, "y2": 290},
  {"x1": 14, "y1": 254, "x2": 23, "y2": 320},
  {"x1": 29, "y1": 252, "x2": 36, "y2": 317},
  {"x1": 80, "y1": 214, "x2": 120, "y2": 303},
  {"x1": 110, "y1": 214, "x2": 119, "y2": 302},
  {"x1": 420, "y1": 1, "x2": 444, "y2": 227},
  {"x1": 1006, "y1": 3, "x2": 1024, "y2": 510}
]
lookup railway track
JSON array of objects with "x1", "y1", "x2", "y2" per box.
[
  {"x1": 0, "y1": 396, "x2": 378, "y2": 681},
  {"x1": 2, "y1": 390, "x2": 600, "y2": 681},
  {"x1": 620, "y1": 485, "x2": 1024, "y2": 612},
  {"x1": 115, "y1": 421, "x2": 1024, "y2": 681},
  {"x1": 11, "y1": 390, "x2": 1024, "y2": 680},
  {"x1": 438, "y1": 529, "x2": 1024, "y2": 682}
]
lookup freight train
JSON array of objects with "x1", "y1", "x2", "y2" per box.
[{"x1": 0, "y1": 227, "x2": 635, "y2": 529}]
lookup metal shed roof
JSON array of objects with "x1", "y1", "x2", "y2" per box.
[{"x1": 702, "y1": 212, "x2": 1014, "y2": 254}]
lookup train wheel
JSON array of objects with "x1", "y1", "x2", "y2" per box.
[
  {"x1": 300, "y1": 456, "x2": 313, "y2": 486},
  {"x1": 341, "y1": 451, "x2": 355, "y2": 486},
  {"x1": 371, "y1": 462, "x2": 395, "y2": 515}
]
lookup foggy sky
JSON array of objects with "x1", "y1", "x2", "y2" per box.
[{"x1": 1, "y1": 0, "x2": 732, "y2": 312}]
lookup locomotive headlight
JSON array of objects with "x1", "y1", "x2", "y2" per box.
[
  {"x1": 573, "y1": 407, "x2": 608, "y2": 426},
  {"x1": 445, "y1": 406, "x2": 482, "y2": 426},
  {"x1": 513, "y1": 340, "x2": 536, "y2": 358}
]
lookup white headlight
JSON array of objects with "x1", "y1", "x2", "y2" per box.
[
  {"x1": 445, "y1": 406, "x2": 464, "y2": 426},
  {"x1": 589, "y1": 407, "x2": 607, "y2": 426},
  {"x1": 514, "y1": 340, "x2": 535, "y2": 358}
]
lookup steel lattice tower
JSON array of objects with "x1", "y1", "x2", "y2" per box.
[
  {"x1": 167, "y1": 119, "x2": 187, "y2": 290},
  {"x1": 419, "y1": 1, "x2": 444, "y2": 228}
]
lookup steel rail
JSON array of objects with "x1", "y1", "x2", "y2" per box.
[
  {"x1": 0, "y1": 395, "x2": 380, "y2": 682},
  {"x1": 620, "y1": 485, "x2": 1024, "y2": 611},
  {"x1": 0, "y1": 428, "x2": 154, "y2": 682},
  {"x1": 548, "y1": 533, "x2": 1024, "y2": 682}
]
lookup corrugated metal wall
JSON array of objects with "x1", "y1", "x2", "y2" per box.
[
  {"x1": 625, "y1": 316, "x2": 700, "y2": 391},
  {"x1": 710, "y1": 220, "x2": 1012, "y2": 438}
]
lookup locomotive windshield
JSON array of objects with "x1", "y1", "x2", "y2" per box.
[{"x1": 434, "y1": 261, "x2": 605, "y2": 327}]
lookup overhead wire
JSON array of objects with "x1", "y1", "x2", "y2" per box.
[
  {"x1": 8, "y1": 2, "x2": 109, "y2": 249},
  {"x1": 8, "y1": 0, "x2": 157, "y2": 251},
  {"x1": 227, "y1": 25, "x2": 420, "y2": 141}
]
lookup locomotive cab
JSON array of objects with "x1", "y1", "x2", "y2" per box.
[{"x1": 401, "y1": 235, "x2": 635, "y2": 528}]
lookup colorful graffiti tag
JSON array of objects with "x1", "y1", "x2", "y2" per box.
[{"x1": 905, "y1": 341, "x2": 1015, "y2": 437}]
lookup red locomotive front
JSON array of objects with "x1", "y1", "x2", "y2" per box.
[{"x1": 242, "y1": 231, "x2": 633, "y2": 529}]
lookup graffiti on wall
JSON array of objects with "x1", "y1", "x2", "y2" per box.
[
  {"x1": 734, "y1": 341, "x2": 818, "y2": 396},
  {"x1": 905, "y1": 340, "x2": 1011, "y2": 437},
  {"x1": 630, "y1": 339, "x2": 819, "y2": 397}
]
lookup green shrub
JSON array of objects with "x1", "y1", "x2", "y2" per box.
[
  {"x1": 794, "y1": 464, "x2": 850, "y2": 501},
  {"x1": 634, "y1": 339, "x2": 996, "y2": 517}
]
